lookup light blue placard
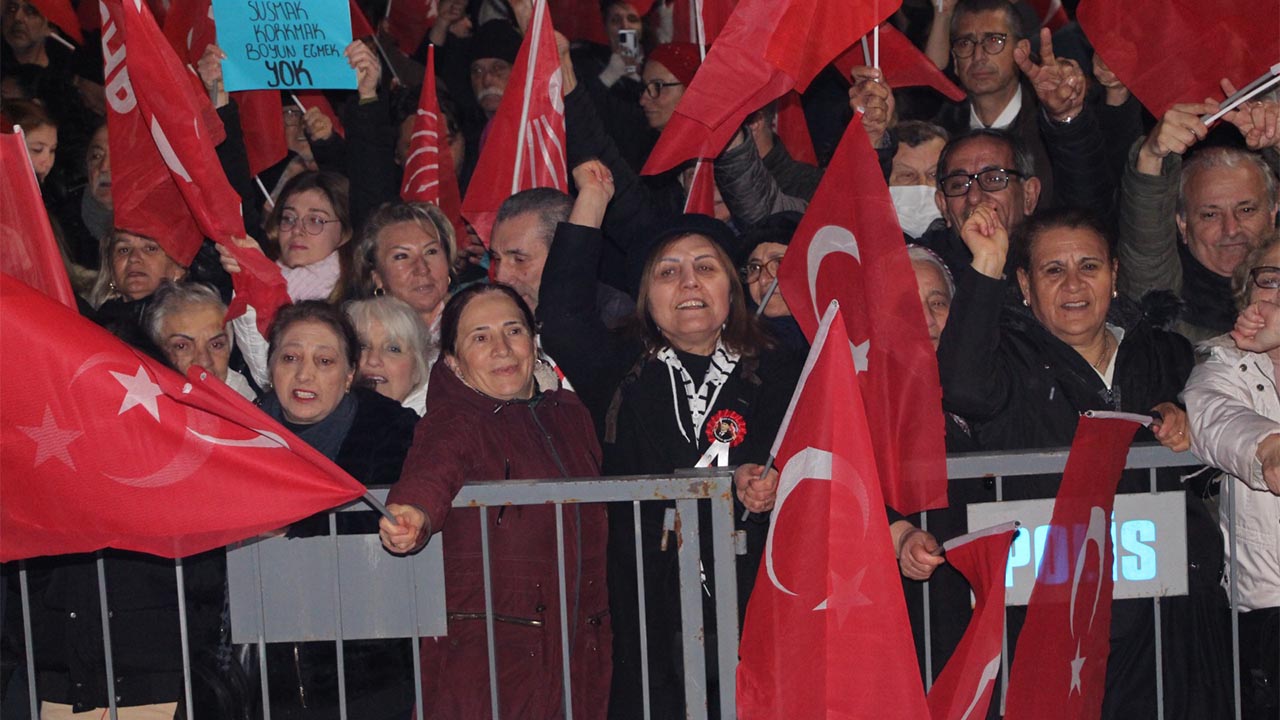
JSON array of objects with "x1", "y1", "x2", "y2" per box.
[{"x1": 211, "y1": 0, "x2": 357, "y2": 91}]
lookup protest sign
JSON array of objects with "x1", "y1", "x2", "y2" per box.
[{"x1": 211, "y1": 0, "x2": 357, "y2": 91}]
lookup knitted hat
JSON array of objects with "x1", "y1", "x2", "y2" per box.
[
  {"x1": 470, "y1": 20, "x2": 522, "y2": 65},
  {"x1": 646, "y1": 42, "x2": 702, "y2": 85}
]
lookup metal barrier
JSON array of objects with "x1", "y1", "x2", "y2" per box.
[{"x1": 2, "y1": 446, "x2": 1270, "y2": 719}]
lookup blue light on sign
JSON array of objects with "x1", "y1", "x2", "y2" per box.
[{"x1": 1005, "y1": 518, "x2": 1159, "y2": 587}]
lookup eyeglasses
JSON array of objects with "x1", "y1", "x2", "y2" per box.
[
  {"x1": 951, "y1": 32, "x2": 1009, "y2": 58},
  {"x1": 279, "y1": 213, "x2": 340, "y2": 235},
  {"x1": 643, "y1": 80, "x2": 684, "y2": 99},
  {"x1": 938, "y1": 168, "x2": 1023, "y2": 197},
  {"x1": 742, "y1": 257, "x2": 782, "y2": 282},
  {"x1": 1250, "y1": 266, "x2": 1280, "y2": 290}
]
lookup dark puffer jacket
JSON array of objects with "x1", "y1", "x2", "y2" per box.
[{"x1": 389, "y1": 361, "x2": 610, "y2": 720}]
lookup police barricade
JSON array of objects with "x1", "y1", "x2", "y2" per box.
[{"x1": 5, "y1": 448, "x2": 1264, "y2": 719}]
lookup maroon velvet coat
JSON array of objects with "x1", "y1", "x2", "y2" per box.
[{"x1": 388, "y1": 362, "x2": 610, "y2": 719}]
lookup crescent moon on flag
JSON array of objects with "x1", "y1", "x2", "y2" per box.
[
  {"x1": 765, "y1": 447, "x2": 869, "y2": 596},
  {"x1": 958, "y1": 654, "x2": 1003, "y2": 720},
  {"x1": 805, "y1": 224, "x2": 860, "y2": 321},
  {"x1": 188, "y1": 427, "x2": 289, "y2": 449},
  {"x1": 1068, "y1": 505, "x2": 1108, "y2": 638}
]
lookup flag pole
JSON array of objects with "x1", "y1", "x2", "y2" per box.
[
  {"x1": 290, "y1": 93, "x2": 308, "y2": 113},
  {"x1": 48, "y1": 30, "x2": 75, "y2": 50},
  {"x1": 1201, "y1": 63, "x2": 1280, "y2": 126},
  {"x1": 372, "y1": 35, "x2": 404, "y2": 86},
  {"x1": 755, "y1": 277, "x2": 779, "y2": 317},
  {"x1": 362, "y1": 490, "x2": 398, "y2": 522},
  {"x1": 860, "y1": 36, "x2": 871, "y2": 67},
  {"x1": 872, "y1": 25, "x2": 880, "y2": 68},
  {"x1": 511, "y1": 0, "x2": 546, "y2": 193},
  {"x1": 254, "y1": 175, "x2": 275, "y2": 208}
]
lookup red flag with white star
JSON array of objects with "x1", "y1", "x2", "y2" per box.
[
  {"x1": 460, "y1": 0, "x2": 567, "y2": 244},
  {"x1": 0, "y1": 274, "x2": 367, "y2": 562},
  {"x1": 1003, "y1": 416, "x2": 1142, "y2": 719},
  {"x1": 775, "y1": 111, "x2": 947, "y2": 515},
  {"x1": 927, "y1": 522, "x2": 1019, "y2": 720},
  {"x1": 737, "y1": 301, "x2": 929, "y2": 718}
]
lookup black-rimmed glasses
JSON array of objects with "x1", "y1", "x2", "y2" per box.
[
  {"x1": 939, "y1": 168, "x2": 1024, "y2": 197},
  {"x1": 951, "y1": 32, "x2": 1009, "y2": 58},
  {"x1": 643, "y1": 80, "x2": 684, "y2": 99},
  {"x1": 1250, "y1": 266, "x2": 1280, "y2": 290}
]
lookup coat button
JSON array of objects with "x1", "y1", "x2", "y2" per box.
[
  {"x1": 1259, "y1": 385, "x2": 1266, "y2": 392},
  {"x1": 1241, "y1": 364, "x2": 1249, "y2": 371},
  {"x1": 69, "y1": 612, "x2": 77, "y2": 619}
]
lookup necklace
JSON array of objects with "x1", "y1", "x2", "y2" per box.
[{"x1": 1090, "y1": 331, "x2": 1114, "y2": 373}]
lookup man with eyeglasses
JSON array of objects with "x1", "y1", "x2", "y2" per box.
[
  {"x1": 569, "y1": 0, "x2": 654, "y2": 172},
  {"x1": 934, "y1": 0, "x2": 1101, "y2": 209}
]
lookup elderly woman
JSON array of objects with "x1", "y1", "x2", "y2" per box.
[
  {"x1": 353, "y1": 201, "x2": 457, "y2": 340},
  {"x1": 145, "y1": 281, "x2": 256, "y2": 400},
  {"x1": 258, "y1": 301, "x2": 418, "y2": 719},
  {"x1": 938, "y1": 205, "x2": 1230, "y2": 717},
  {"x1": 379, "y1": 284, "x2": 610, "y2": 719},
  {"x1": 536, "y1": 162, "x2": 800, "y2": 719},
  {"x1": 345, "y1": 295, "x2": 435, "y2": 415},
  {"x1": 1184, "y1": 232, "x2": 1280, "y2": 718},
  {"x1": 89, "y1": 230, "x2": 187, "y2": 356}
]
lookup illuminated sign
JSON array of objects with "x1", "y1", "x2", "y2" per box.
[{"x1": 965, "y1": 492, "x2": 1188, "y2": 606}]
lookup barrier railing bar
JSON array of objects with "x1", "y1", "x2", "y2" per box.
[
  {"x1": 174, "y1": 558, "x2": 195, "y2": 720},
  {"x1": 675, "y1": 498, "x2": 707, "y2": 719},
  {"x1": 20, "y1": 563, "x2": 39, "y2": 719},
  {"x1": 945, "y1": 444, "x2": 1200, "y2": 479},
  {"x1": 95, "y1": 553, "x2": 119, "y2": 720},
  {"x1": 252, "y1": 540, "x2": 273, "y2": 720},
  {"x1": 1149, "y1": 466, "x2": 1164, "y2": 720},
  {"x1": 996, "y1": 475, "x2": 1007, "y2": 718},
  {"x1": 328, "y1": 514, "x2": 348, "y2": 720},
  {"x1": 709, "y1": 484, "x2": 739, "y2": 718},
  {"x1": 634, "y1": 500, "x2": 652, "y2": 720},
  {"x1": 921, "y1": 510, "x2": 933, "y2": 692},
  {"x1": 409, "y1": 538, "x2": 424, "y2": 719},
  {"x1": 1227, "y1": 477, "x2": 1242, "y2": 720},
  {"x1": 555, "y1": 503, "x2": 574, "y2": 720},
  {"x1": 478, "y1": 506, "x2": 501, "y2": 719}
]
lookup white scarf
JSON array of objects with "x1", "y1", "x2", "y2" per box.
[
  {"x1": 278, "y1": 250, "x2": 341, "y2": 301},
  {"x1": 657, "y1": 340, "x2": 741, "y2": 443}
]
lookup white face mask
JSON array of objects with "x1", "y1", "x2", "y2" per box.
[{"x1": 889, "y1": 184, "x2": 943, "y2": 239}]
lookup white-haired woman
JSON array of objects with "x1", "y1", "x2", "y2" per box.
[
  {"x1": 345, "y1": 295, "x2": 436, "y2": 415},
  {"x1": 145, "y1": 281, "x2": 256, "y2": 400}
]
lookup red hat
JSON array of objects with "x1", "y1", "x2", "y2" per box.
[{"x1": 647, "y1": 42, "x2": 702, "y2": 86}]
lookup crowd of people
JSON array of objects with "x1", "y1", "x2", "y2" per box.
[{"x1": 2, "y1": 0, "x2": 1278, "y2": 717}]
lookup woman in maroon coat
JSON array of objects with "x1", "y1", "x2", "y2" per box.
[{"x1": 379, "y1": 284, "x2": 610, "y2": 719}]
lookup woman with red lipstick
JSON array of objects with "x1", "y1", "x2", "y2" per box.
[
  {"x1": 379, "y1": 284, "x2": 610, "y2": 719},
  {"x1": 88, "y1": 230, "x2": 188, "y2": 359},
  {"x1": 259, "y1": 300, "x2": 419, "y2": 720}
]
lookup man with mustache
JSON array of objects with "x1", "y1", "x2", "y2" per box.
[{"x1": 1118, "y1": 100, "x2": 1280, "y2": 342}]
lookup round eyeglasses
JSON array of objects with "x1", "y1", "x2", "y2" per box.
[
  {"x1": 279, "y1": 213, "x2": 340, "y2": 235},
  {"x1": 938, "y1": 168, "x2": 1024, "y2": 197},
  {"x1": 951, "y1": 32, "x2": 1009, "y2": 59},
  {"x1": 742, "y1": 257, "x2": 782, "y2": 282}
]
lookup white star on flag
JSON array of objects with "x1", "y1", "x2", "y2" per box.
[
  {"x1": 18, "y1": 406, "x2": 83, "y2": 470},
  {"x1": 111, "y1": 365, "x2": 163, "y2": 421},
  {"x1": 1069, "y1": 642, "x2": 1086, "y2": 695}
]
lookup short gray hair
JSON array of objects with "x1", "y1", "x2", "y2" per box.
[
  {"x1": 344, "y1": 296, "x2": 434, "y2": 391},
  {"x1": 907, "y1": 245, "x2": 956, "y2": 300},
  {"x1": 355, "y1": 201, "x2": 458, "y2": 298},
  {"x1": 144, "y1": 281, "x2": 231, "y2": 352},
  {"x1": 1177, "y1": 146, "x2": 1279, "y2": 220},
  {"x1": 494, "y1": 188, "x2": 572, "y2": 248}
]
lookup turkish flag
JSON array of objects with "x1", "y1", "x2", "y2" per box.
[
  {"x1": 107, "y1": 0, "x2": 292, "y2": 335},
  {"x1": 737, "y1": 301, "x2": 929, "y2": 719},
  {"x1": 548, "y1": 0, "x2": 606, "y2": 45},
  {"x1": 775, "y1": 113, "x2": 947, "y2": 515},
  {"x1": 833, "y1": 24, "x2": 966, "y2": 102},
  {"x1": 29, "y1": 0, "x2": 83, "y2": 43},
  {"x1": 1003, "y1": 416, "x2": 1143, "y2": 719},
  {"x1": 682, "y1": 160, "x2": 716, "y2": 215},
  {"x1": 385, "y1": 0, "x2": 434, "y2": 54},
  {"x1": 1078, "y1": 0, "x2": 1280, "y2": 119},
  {"x1": 927, "y1": 523, "x2": 1019, "y2": 720},
  {"x1": 460, "y1": 0, "x2": 567, "y2": 244},
  {"x1": 401, "y1": 44, "x2": 465, "y2": 241},
  {"x1": 160, "y1": 0, "x2": 213, "y2": 63},
  {"x1": 0, "y1": 275, "x2": 367, "y2": 562},
  {"x1": 349, "y1": 0, "x2": 375, "y2": 38},
  {"x1": 774, "y1": 91, "x2": 817, "y2": 165},
  {"x1": 0, "y1": 130, "x2": 77, "y2": 309},
  {"x1": 294, "y1": 91, "x2": 346, "y2": 138},
  {"x1": 642, "y1": 0, "x2": 892, "y2": 175}
]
